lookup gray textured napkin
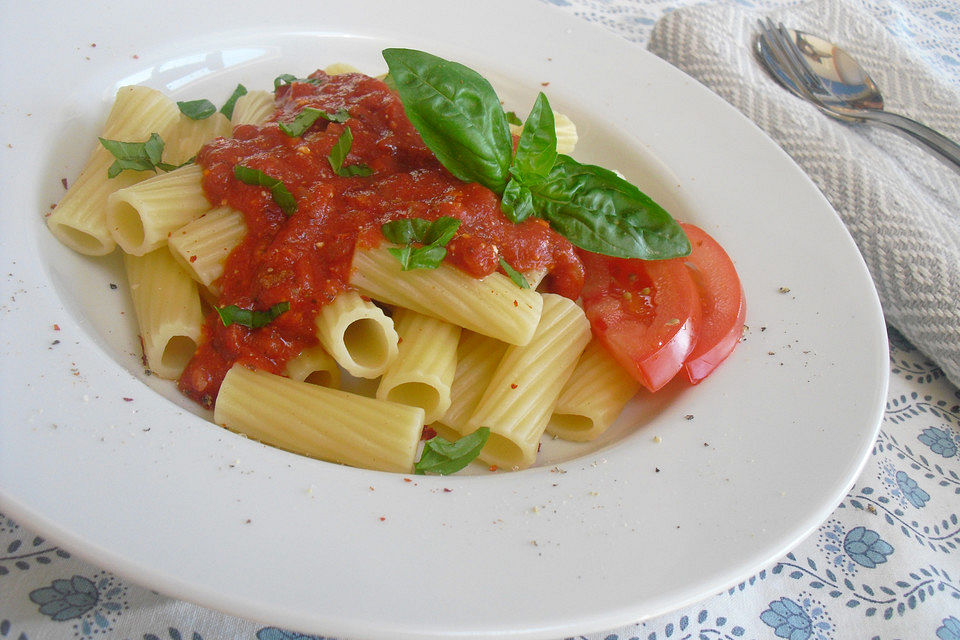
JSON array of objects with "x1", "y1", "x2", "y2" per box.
[{"x1": 648, "y1": 0, "x2": 960, "y2": 388}]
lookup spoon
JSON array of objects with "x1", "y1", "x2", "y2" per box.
[{"x1": 755, "y1": 25, "x2": 960, "y2": 171}]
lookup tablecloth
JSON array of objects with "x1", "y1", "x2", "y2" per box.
[{"x1": 2, "y1": 0, "x2": 959, "y2": 638}]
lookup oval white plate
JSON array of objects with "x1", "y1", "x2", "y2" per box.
[{"x1": 0, "y1": 1, "x2": 888, "y2": 638}]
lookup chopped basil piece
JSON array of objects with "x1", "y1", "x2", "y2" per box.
[
  {"x1": 279, "y1": 107, "x2": 350, "y2": 137},
  {"x1": 177, "y1": 98, "x2": 217, "y2": 120},
  {"x1": 381, "y1": 218, "x2": 432, "y2": 245},
  {"x1": 99, "y1": 133, "x2": 166, "y2": 178},
  {"x1": 216, "y1": 301, "x2": 290, "y2": 328},
  {"x1": 499, "y1": 257, "x2": 530, "y2": 289},
  {"x1": 327, "y1": 127, "x2": 373, "y2": 177},
  {"x1": 382, "y1": 216, "x2": 460, "y2": 271},
  {"x1": 415, "y1": 427, "x2": 490, "y2": 475},
  {"x1": 273, "y1": 74, "x2": 324, "y2": 90},
  {"x1": 505, "y1": 110, "x2": 523, "y2": 126},
  {"x1": 233, "y1": 165, "x2": 297, "y2": 215},
  {"x1": 388, "y1": 244, "x2": 447, "y2": 271},
  {"x1": 220, "y1": 84, "x2": 248, "y2": 119}
]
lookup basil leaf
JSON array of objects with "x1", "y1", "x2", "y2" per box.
[
  {"x1": 415, "y1": 427, "x2": 490, "y2": 475},
  {"x1": 233, "y1": 165, "x2": 297, "y2": 215},
  {"x1": 216, "y1": 301, "x2": 290, "y2": 328},
  {"x1": 327, "y1": 127, "x2": 373, "y2": 177},
  {"x1": 381, "y1": 218, "x2": 431, "y2": 244},
  {"x1": 382, "y1": 216, "x2": 460, "y2": 271},
  {"x1": 499, "y1": 257, "x2": 530, "y2": 289},
  {"x1": 406, "y1": 244, "x2": 447, "y2": 270},
  {"x1": 156, "y1": 156, "x2": 195, "y2": 172},
  {"x1": 382, "y1": 48, "x2": 513, "y2": 193},
  {"x1": 220, "y1": 84, "x2": 248, "y2": 119},
  {"x1": 177, "y1": 99, "x2": 216, "y2": 120},
  {"x1": 99, "y1": 133, "x2": 165, "y2": 178},
  {"x1": 387, "y1": 242, "x2": 447, "y2": 271},
  {"x1": 274, "y1": 74, "x2": 323, "y2": 90},
  {"x1": 510, "y1": 92, "x2": 557, "y2": 182},
  {"x1": 422, "y1": 216, "x2": 460, "y2": 246},
  {"x1": 279, "y1": 107, "x2": 350, "y2": 137},
  {"x1": 500, "y1": 178, "x2": 536, "y2": 224},
  {"x1": 526, "y1": 155, "x2": 690, "y2": 260},
  {"x1": 505, "y1": 110, "x2": 523, "y2": 127}
]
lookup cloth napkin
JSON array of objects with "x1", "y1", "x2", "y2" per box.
[{"x1": 647, "y1": 0, "x2": 960, "y2": 388}]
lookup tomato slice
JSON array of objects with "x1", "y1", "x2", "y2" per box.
[
  {"x1": 579, "y1": 250, "x2": 701, "y2": 392},
  {"x1": 680, "y1": 223, "x2": 746, "y2": 384}
]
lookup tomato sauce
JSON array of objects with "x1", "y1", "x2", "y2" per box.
[{"x1": 178, "y1": 70, "x2": 584, "y2": 407}]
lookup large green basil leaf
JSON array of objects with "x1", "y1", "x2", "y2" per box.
[
  {"x1": 382, "y1": 48, "x2": 513, "y2": 193},
  {"x1": 529, "y1": 155, "x2": 690, "y2": 260},
  {"x1": 510, "y1": 92, "x2": 557, "y2": 182}
]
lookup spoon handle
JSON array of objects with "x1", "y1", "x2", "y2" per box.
[{"x1": 857, "y1": 109, "x2": 960, "y2": 172}]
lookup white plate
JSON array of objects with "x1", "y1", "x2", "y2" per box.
[{"x1": 0, "y1": 1, "x2": 888, "y2": 638}]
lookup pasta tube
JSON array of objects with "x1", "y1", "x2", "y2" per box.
[
  {"x1": 161, "y1": 112, "x2": 232, "y2": 166},
  {"x1": 47, "y1": 85, "x2": 180, "y2": 255},
  {"x1": 433, "y1": 330, "x2": 508, "y2": 436},
  {"x1": 215, "y1": 365, "x2": 424, "y2": 473},
  {"x1": 284, "y1": 344, "x2": 341, "y2": 389},
  {"x1": 351, "y1": 246, "x2": 543, "y2": 346},
  {"x1": 546, "y1": 339, "x2": 640, "y2": 442},
  {"x1": 467, "y1": 293, "x2": 591, "y2": 470},
  {"x1": 107, "y1": 164, "x2": 211, "y2": 255},
  {"x1": 316, "y1": 290, "x2": 399, "y2": 378},
  {"x1": 377, "y1": 309, "x2": 460, "y2": 423},
  {"x1": 123, "y1": 248, "x2": 204, "y2": 379},
  {"x1": 230, "y1": 90, "x2": 275, "y2": 126},
  {"x1": 167, "y1": 205, "x2": 247, "y2": 295}
]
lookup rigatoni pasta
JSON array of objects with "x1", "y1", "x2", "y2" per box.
[
  {"x1": 214, "y1": 365, "x2": 424, "y2": 473},
  {"x1": 167, "y1": 205, "x2": 247, "y2": 295},
  {"x1": 315, "y1": 290, "x2": 399, "y2": 379},
  {"x1": 351, "y1": 246, "x2": 543, "y2": 346},
  {"x1": 466, "y1": 294, "x2": 591, "y2": 470},
  {"x1": 123, "y1": 248, "x2": 204, "y2": 380},
  {"x1": 107, "y1": 164, "x2": 211, "y2": 255},
  {"x1": 546, "y1": 339, "x2": 641, "y2": 442},
  {"x1": 47, "y1": 85, "x2": 181, "y2": 255},
  {"x1": 376, "y1": 308, "x2": 460, "y2": 423}
]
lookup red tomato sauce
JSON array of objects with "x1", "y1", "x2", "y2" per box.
[{"x1": 178, "y1": 71, "x2": 584, "y2": 407}]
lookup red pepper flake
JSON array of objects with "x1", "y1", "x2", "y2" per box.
[
  {"x1": 513, "y1": 300, "x2": 518, "y2": 307},
  {"x1": 122, "y1": 397, "x2": 133, "y2": 402},
  {"x1": 52, "y1": 324, "x2": 60, "y2": 331},
  {"x1": 510, "y1": 383, "x2": 518, "y2": 389},
  {"x1": 379, "y1": 516, "x2": 386, "y2": 521},
  {"x1": 442, "y1": 488, "x2": 453, "y2": 493},
  {"x1": 61, "y1": 178, "x2": 69, "y2": 190},
  {"x1": 189, "y1": 255, "x2": 198, "y2": 263},
  {"x1": 403, "y1": 477, "x2": 412, "y2": 483},
  {"x1": 420, "y1": 425, "x2": 437, "y2": 440},
  {"x1": 488, "y1": 465, "x2": 498, "y2": 472}
]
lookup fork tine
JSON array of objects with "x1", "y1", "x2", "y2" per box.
[
  {"x1": 773, "y1": 21, "x2": 826, "y2": 94},
  {"x1": 755, "y1": 18, "x2": 818, "y2": 102}
]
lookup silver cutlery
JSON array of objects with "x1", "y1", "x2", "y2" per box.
[{"x1": 755, "y1": 18, "x2": 960, "y2": 171}]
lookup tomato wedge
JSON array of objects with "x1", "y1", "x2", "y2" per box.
[
  {"x1": 579, "y1": 250, "x2": 701, "y2": 392},
  {"x1": 680, "y1": 223, "x2": 746, "y2": 384}
]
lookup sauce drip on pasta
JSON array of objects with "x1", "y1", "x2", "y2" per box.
[{"x1": 179, "y1": 71, "x2": 584, "y2": 407}]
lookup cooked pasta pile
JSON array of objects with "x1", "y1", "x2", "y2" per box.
[{"x1": 45, "y1": 62, "x2": 699, "y2": 475}]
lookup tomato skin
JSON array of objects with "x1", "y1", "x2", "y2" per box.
[
  {"x1": 579, "y1": 250, "x2": 701, "y2": 392},
  {"x1": 680, "y1": 223, "x2": 746, "y2": 384}
]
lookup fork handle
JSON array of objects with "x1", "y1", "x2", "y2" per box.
[{"x1": 858, "y1": 109, "x2": 960, "y2": 172}]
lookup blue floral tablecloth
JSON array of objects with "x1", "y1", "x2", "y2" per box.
[{"x1": 2, "y1": 0, "x2": 959, "y2": 639}]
